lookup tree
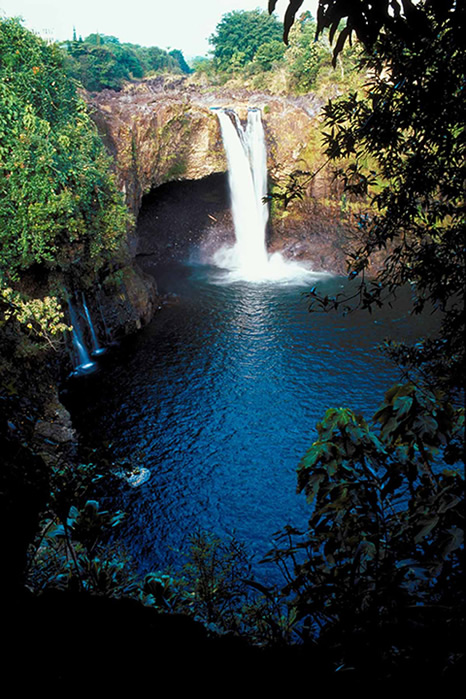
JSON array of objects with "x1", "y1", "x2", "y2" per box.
[
  {"x1": 270, "y1": 0, "x2": 465, "y2": 392},
  {"x1": 253, "y1": 39, "x2": 285, "y2": 71},
  {"x1": 0, "y1": 19, "x2": 129, "y2": 342},
  {"x1": 263, "y1": 0, "x2": 465, "y2": 677},
  {"x1": 209, "y1": 9, "x2": 284, "y2": 72},
  {"x1": 169, "y1": 49, "x2": 192, "y2": 74},
  {"x1": 285, "y1": 11, "x2": 328, "y2": 90},
  {"x1": 265, "y1": 385, "x2": 464, "y2": 676},
  {"x1": 63, "y1": 34, "x2": 188, "y2": 92}
]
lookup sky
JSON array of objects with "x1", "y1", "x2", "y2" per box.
[{"x1": 0, "y1": 0, "x2": 318, "y2": 58}]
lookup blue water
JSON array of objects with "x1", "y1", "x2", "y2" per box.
[{"x1": 68, "y1": 262, "x2": 422, "y2": 583}]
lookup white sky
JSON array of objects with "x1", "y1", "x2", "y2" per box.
[{"x1": 0, "y1": 0, "x2": 318, "y2": 58}]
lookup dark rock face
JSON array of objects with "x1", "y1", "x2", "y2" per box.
[
  {"x1": 0, "y1": 427, "x2": 49, "y2": 595},
  {"x1": 269, "y1": 199, "x2": 357, "y2": 274},
  {"x1": 134, "y1": 173, "x2": 233, "y2": 277}
]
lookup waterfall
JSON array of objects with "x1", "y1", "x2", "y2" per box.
[
  {"x1": 68, "y1": 301, "x2": 95, "y2": 373},
  {"x1": 246, "y1": 109, "x2": 269, "y2": 235},
  {"x1": 214, "y1": 109, "x2": 269, "y2": 279},
  {"x1": 82, "y1": 294, "x2": 106, "y2": 356},
  {"x1": 214, "y1": 107, "x2": 319, "y2": 284}
]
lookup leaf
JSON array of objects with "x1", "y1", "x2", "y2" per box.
[
  {"x1": 385, "y1": 384, "x2": 405, "y2": 403},
  {"x1": 441, "y1": 527, "x2": 464, "y2": 558},
  {"x1": 373, "y1": 405, "x2": 392, "y2": 425},
  {"x1": 48, "y1": 523, "x2": 66, "y2": 538},
  {"x1": 393, "y1": 395, "x2": 413, "y2": 418},
  {"x1": 414, "y1": 516, "x2": 439, "y2": 544},
  {"x1": 299, "y1": 441, "x2": 335, "y2": 470},
  {"x1": 332, "y1": 26, "x2": 351, "y2": 67},
  {"x1": 396, "y1": 559, "x2": 430, "y2": 580},
  {"x1": 380, "y1": 415, "x2": 399, "y2": 437},
  {"x1": 437, "y1": 494, "x2": 462, "y2": 514},
  {"x1": 307, "y1": 472, "x2": 326, "y2": 500},
  {"x1": 283, "y1": 0, "x2": 305, "y2": 44}
]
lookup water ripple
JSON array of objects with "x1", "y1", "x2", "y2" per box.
[{"x1": 67, "y1": 264, "x2": 426, "y2": 583}]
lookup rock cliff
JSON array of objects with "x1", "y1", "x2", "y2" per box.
[
  {"x1": 88, "y1": 75, "x2": 360, "y2": 277},
  {"x1": 89, "y1": 75, "x2": 324, "y2": 214}
]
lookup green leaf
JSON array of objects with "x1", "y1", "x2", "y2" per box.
[{"x1": 393, "y1": 395, "x2": 413, "y2": 418}]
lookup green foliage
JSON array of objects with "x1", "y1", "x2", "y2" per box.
[
  {"x1": 276, "y1": 3, "x2": 465, "y2": 391},
  {"x1": 27, "y1": 458, "x2": 136, "y2": 597},
  {"x1": 209, "y1": 9, "x2": 283, "y2": 72},
  {"x1": 285, "y1": 12, "x2": 361, "y2": 92},
  {"x1": 169, "y1": 49, "x2": 192, "y2": 75},
  {"x1": 266, "y1": 383, "x2": 464, "y2": 672},
  {"x1": 62, "y1": 34, "x2": 190, "y2": 92},
  {"x1": 174, "y1": 530, "x2": 254, "y2": 630},
  {"x1": 0, "y1": 287, "x2": 69, "y2": 350},
  {"x1": 0, "y1": 18, "x2": 130, "y2": 343},
  {"x1": 142, "y1": 530, "x2": 298, "y2": 645},
  {"x1": 284, "y1": 12, "x2": 327, "y2": 90},
  {"x1": 190, "y1": 55, "x2": 212, "y2": 74},
  {"x1": 253, "y1": 39, "x2": 286, "y2": 71},
  {"x1": 320, "y1": 5, "x2": 465, "y2": 389},
  {"x1": 193, "y1": 8, "x2": 359, "y2": 94},
  {"x1": 266, "y1": 1, "x2": 465, "y2": 675}
]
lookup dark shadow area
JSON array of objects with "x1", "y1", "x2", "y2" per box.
[{"x1": 135, "y1": 173, "x2": 233, "y2": 277}]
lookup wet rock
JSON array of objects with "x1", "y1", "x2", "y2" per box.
[{"x1": 32, "y1": 395, "x2": 78, "y2": 467}]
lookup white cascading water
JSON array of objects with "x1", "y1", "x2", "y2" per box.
[
  {"x1": 214, "y1": 108, "x2": 319, "y2": 283},
  {"x1": 68, "y1": 301, "x2": 95, "y2": 373},
  {"x1": 82, "y1": 294, "x2": 106, "y2": 356},
  {"x1": 214, "y1": 109, "x2": 269, "y2": 279}
]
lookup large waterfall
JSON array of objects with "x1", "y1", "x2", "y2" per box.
[
  {"x1": 214, "y1": 109, "x2": 268, "y2": 279},
  {"x1": 214, "y1": 108, "x2": 318, "y2": 283}
]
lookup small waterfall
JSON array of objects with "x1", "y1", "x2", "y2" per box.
[
  {"x1": 82, "y1": 294, "x2": 106, "y2": 356},
  {"x1": 68, "y1": 301, "x2": 96, "y2": 374},
  {"x1": 214, "y1": 107, "x2": 322, "y2": 284}
]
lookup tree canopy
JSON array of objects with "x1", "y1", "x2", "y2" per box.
[
  {"x1": 270, "y1": 0, "x2": 465, "y2": 58},
  {"x1": 209, "y1": 9, "x2": 284, "y2": 72},
  {"x1": 62, "y1": 34, "x2": 191, "y2": 92}
]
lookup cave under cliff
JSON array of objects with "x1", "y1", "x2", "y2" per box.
[{"x1": 134, "y1": 173, "x2": 235, "y2": 284}]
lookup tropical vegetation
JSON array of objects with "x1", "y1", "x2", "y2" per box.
[
  {"x1": 0, "y1": 0, "x2": 464, "y2": 684},
  {"x1": 0, "y1": 17, "x2": 130, "y2": 352},
  {"x1": 62, "y1": 32, "x2": 191, "y2": 92},
  {"x1": 193, "y1": 7, "x2": 361, "y2": 94},
  {"x1": 263, "y1": 0, "x2": 465, "y2": 677}
]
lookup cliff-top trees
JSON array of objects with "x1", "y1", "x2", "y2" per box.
[
  {"x1": 209, "y1": 9, "x2": 285, "y2": 72},
  {"x1": 62, "y1": 34, "x2": 191, "y2": 92}
]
